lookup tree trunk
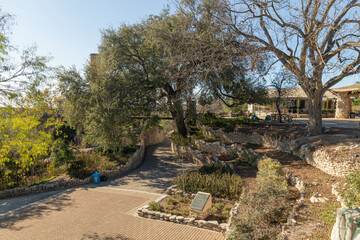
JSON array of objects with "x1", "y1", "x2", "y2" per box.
[
  {"x1": 163, "y1": 82, "x2": 188, "y2": 137},
  {"x1": 275, "y1": 99, "x2": 282, "y2": 123},
  {"x1": 170, "y1": 100, "x2": 188, "y2": 137},
  {"x1": 172, "y1": 110, "x2": 187, "y2": 137},
  {"x1": 307, "y1": 93, "x2": 323, "y2": 136}
]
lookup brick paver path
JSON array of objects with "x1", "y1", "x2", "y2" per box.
[{"x1": 0, "y1": 142, "x2": 224, "y2": 240}]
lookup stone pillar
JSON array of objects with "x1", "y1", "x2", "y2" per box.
[
  {"x1": 331, "y1": 208, "x2": 360, "y2": 240},
  {"x1": 335, "y1": 92, "x2": 351, "y2": 119}
]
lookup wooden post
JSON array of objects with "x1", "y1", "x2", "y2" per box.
[{"x1": 297, "y1": 97, "x2": 300, "y2": 115}]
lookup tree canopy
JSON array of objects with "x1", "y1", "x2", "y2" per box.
[
  {"x1": 0, "y1": 10, "x2": 50, "y2": 100},
  {"x1": 59, "y1": 8, "x2": 267, "y2": 147},
  {"x1": 204, "y1": 0, "x2": 360, "y2": 134}
]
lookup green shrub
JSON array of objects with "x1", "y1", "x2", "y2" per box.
[
  {"x1": 52, "y1": 124, "x2": 77, "y2": 144},
  {"x1": 256, "y1": 158, "x2": 288, "y2": 199},
  {"x1": 66, "y1": 153, "x2": 117, "y2": 179},
  {"x1": 50, "y1": 139, "x2": 74, "y2": 165},
  {"x1": 166, "y1": 196, "x2": 175, "y2": 206},
  {"x1": 257, "y1": 158, "x2": 287, "y2": 190},
  {"x1": 198, "y1": 163, "x2": 234, "y2": 175},
  {"x1": 228, "y1": 157, "x2": 290, "y2": 239},
  {"x1": 238, "y1": 150, "x2": 260, "y2": 167},
  {"x1": 240, "y1": 183, "x2": 289, "y2": 223},
  {"x1": 177, "y1": 195, "x2": 190, "y2": 203},
  {"x1": 341, "y1": 171, "x2": 360, "y2": 208},
  {"x1": 209, "y1": 202, "x2": 225, "y2": 215},
  {"x1": 47, "y1": 161, "x2": 66, "y2": 177},
  {"x1": 66, "y1": 158, "x2": 92, "y2": 179},
  {"x1": 227, "y1": 217, "x2": 280, "y2": 240},
  {"x1": 257, "y1": 157, "x2": 284, "y2": 177},
  {"x1": 95, "y1": 144, "x2": 139, "y2": 157},
  {"x1": 174, "y1": 164, "x2": 243, "y2": 200},
  {"x1": 208, "y1": 202, "x2": 233, "y2": 222},
  {"x1": 197, "y1": 112, "x2": 253, "y2": 129},
  {"x1": 170, "y1": 133, "x2": 191, "y2": 146},
  {"x1": 149, "y1": 201, "x2": 162, "y2": 211},
  {"x1": 222, "y1": 205, "x2": 232, "y2": 216},
  {"x1": 121, "y1": 145, "x2": 139, "y2": 156}
]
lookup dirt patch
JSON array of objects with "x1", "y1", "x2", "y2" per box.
[{"x1": 236, "y1": 142, "x2": 344, "y2": 240}]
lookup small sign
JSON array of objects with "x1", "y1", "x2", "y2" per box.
[{"x1": 190, "y1": 192, "x2": 211, "y2": 211}]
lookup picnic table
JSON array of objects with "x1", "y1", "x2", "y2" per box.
[{"x1": 270, "y1": 114, "x2": 293, "y2": 122}]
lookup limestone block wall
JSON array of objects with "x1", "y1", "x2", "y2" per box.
[
  {"x1": 171, "y1": 142, "x2": 214, "y2": 165},
  {"x1": 201, "y1": 127, "x2": 357, "y2": 177},
  {"x1": 0, "y1": 128, "x2": 167, "y2": 200},
  {"x1": 191, "y1": 138, "x2": 242, "y2": 156}
]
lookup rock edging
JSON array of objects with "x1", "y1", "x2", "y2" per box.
[{"x1": 137, "y1": 185, "x2": 231, "y2": 233}]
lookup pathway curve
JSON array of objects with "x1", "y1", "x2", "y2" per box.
[{"x1": 0, "y1": 142, "x2": 224, "y2": 240}]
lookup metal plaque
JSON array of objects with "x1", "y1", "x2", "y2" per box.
[{"x1": 190, "y1": 192, "x2": 211, "y2": 211}]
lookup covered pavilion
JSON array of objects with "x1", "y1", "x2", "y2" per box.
[{"x1": 332, "y1": 83, "x2": 360, "y2": 118}]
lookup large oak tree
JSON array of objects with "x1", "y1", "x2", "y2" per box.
[{"x1": 202, "y1": 0, "x2": 360, "y2": 135}]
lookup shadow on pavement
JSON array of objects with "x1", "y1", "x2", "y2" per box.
[
  {"x1": 0, "y1": 142, "x2": 196, "y2": 231},
  {"x1": 104, "y1": 142, "x2": 195, "y2": 192},
  {"x1": 0, "y1": 188, "x2": 75, "y2": 231},
  {"x1": 81, "y1": 232, "x2": 134, "y2": 240}
]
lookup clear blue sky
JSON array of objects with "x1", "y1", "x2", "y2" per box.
[
  {"x1": 0, "y1": 0, "x2": 171, "y2": 71},
  {"x1": 0, "y1": 0, "x2": 358, "y2": 88}
]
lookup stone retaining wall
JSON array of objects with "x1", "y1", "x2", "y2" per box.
[
  {"x1": 0, "y1": 128, "x2": 168, "y2": 200},
  {"x1": 202, "y1": 127, "x2": 357, "y2": 177},
  {"x1": 171, "y1": 142, "x2": 214, "y2": 165}
]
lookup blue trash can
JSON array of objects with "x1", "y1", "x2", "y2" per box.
[{"x1": 92, "y1": 172, "x2": 100, "y2": 184}]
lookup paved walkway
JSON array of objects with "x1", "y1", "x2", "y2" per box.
[
  {"x1": 0, "y1": 142, "x2": 224, "y2": 240},
  {"x1": 293, "y1": 118, "x2": 360, "y2": 128}
]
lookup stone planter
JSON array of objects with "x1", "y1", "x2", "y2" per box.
[{"x1": 137, "y1": 187, "x2": 232, "y2": 233}]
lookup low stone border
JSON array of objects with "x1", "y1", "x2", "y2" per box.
[
  {"x1": 331, "y1": 182, "x2": 346, "y2": 207},
  {"x1": 284, "y1": 168, "x2": 306, "y2": 195},
  {"x1": 0, "y1": 128, "x2": 168, "y2": 200},
  {"x1": 137, "y1": 185, "x2": 230, "y2": 233},
  {"x1": 280, "y1": 168, "x2": 307, "y2": 238}
]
